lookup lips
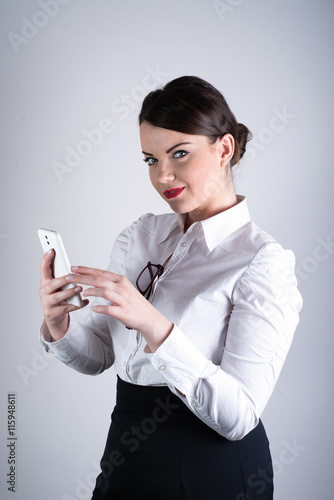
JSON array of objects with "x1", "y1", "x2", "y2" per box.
[{"x1": 163, "y1": 187, "x2": 185, "y2": 199}]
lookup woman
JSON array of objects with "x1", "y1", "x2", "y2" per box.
[{"x1": 39, "y1": 76, "x2": 303, "y2": 499}]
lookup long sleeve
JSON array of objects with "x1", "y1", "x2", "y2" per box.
[
  {"x1": 39, "y1": 221, "x2": 137, "y2": 375},
  {"x1": 39, "y1": 306, "x2": 114, "y2": 375},
  {"x1": 150, "y1": 242, "x2": 303, "y2": 440}
]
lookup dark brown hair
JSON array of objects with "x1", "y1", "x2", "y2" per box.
[{"x1": 138, "y1": 76, "x2": 252, "y2": 167}]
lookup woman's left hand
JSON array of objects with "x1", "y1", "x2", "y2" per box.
[{"x1": 66, "y1": 266, "x2": 173, "y2": 352}]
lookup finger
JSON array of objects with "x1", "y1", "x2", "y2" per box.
[
  {"x1": 91, "y1": 304, "x2": 129, "y2": 327},
  {"x1": 91, "y1": 304, "x2": 114, "y2": 315},
  {"x1": 61, "y1": 298, "x2": 89, "y2": 312},
  {"x1": 47, "y1": 285, "x2": 83, "y2": 306},
  {"x1": 81, "y1": 286, "x2": 123, "y2": 303},
  {"x1": 71, "y1": 266, "x2": 121, "y2": 282},
  {"x1": 42, "y1": 275, "x2": 79, "y2": 295},
  {"x1": 40, "y1": 248, "x2": 55, "y2": 284},
  {"x1": 82, "y1": 286, "x2": 104, "y2": 298},
  {"x1": 66, "y1": 273, "x2": 116, "y2": 288},
  {"x1": 73, "y1": 298, "x2": 89, "y2": 310},
  {"x1": 45, "y1": 299, "x2": 89, "y2": 318}
]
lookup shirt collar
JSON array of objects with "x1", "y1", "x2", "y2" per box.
[
  {"x1": 200, "y1": 195, "x2": 250, "y2": 251},
  {"x1": 158, "y1": 195, "x2": 251, "y2": 251}
]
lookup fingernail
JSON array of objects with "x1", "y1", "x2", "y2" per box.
[
  {"x1": 74, "y1": 286, "x2": 81, "y2": 292},
  {"x1": 47, "y1": 249, "x2": 53, "y2": 255},
  {"x1": 66, "y1": 274, "x2": 74, "y2": 281},
  {"x1": 71, "y1": 266, "x2": 79, "y2": 271}
]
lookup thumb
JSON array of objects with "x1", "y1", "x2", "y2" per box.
[{"x1": 40, "y1": 248, "x2": 55, "y2": 284}]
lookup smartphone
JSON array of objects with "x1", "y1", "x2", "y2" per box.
[{"x1": 38, "y1": 228, "x2": 83, "y2": 308}]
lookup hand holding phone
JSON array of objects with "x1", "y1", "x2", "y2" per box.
[
  {"x1": 38, "y1": 229, "x2": 83, "y2": 307},
  {"x1": 38, "y1": 229, "x2": 87, "y2": 341}
]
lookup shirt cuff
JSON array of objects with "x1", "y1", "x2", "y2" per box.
[
  {"x1": 150, "y1": 324, "x2": 212, "y2": 395},
  {"x1": 39, "y1": 316, "x2": 84, "y2": 363}
]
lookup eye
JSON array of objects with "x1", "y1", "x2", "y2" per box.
[
  {"x1": 173, "y1": 150, "x2": 188, "y2": 159},
  {"x1": 143, "y1": 157, "x2": 158, "y2": 166}
]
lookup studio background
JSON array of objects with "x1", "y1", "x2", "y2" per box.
[{"x1": 1, "y1": 1, "x2": 333, "y2": 499}]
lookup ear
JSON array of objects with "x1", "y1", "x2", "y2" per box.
[{"x1": 217, "y1": 134, "x2": 235, "y2": 167}]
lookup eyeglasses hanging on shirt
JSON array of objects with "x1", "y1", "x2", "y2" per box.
[
  {"x1": 136, "y1": 262, "x2": 165, "y2": 300},
  {"x1": 125, "y1": 262, "x2": 164, "y2": 331}
]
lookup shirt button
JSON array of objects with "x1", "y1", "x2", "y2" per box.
[
  {"x1": 158, "y1": 364, "x2": 166, "y2": 371},
  {"x1": 191, "y1": 401, "x2": 198, "y2": 408},
  {"x1": 181, "y1": 242, "x2": 187, "y2": 247}
]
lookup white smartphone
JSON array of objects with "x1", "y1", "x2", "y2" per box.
[{"x1": 38, "y1": 228, "x2": 83, "y2": 308}]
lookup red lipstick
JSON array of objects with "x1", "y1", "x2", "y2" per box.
[{"x1": 163, "y1": 187, "x2": 185, "y2": 199}]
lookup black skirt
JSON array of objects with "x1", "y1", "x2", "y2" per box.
[{"x1": 91, "y1": 376, "x2": 273, "y2": 500}]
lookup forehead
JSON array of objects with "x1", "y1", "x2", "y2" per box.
[{"x1": 140, "y1": 122, "x2": 208, "y2": 150}]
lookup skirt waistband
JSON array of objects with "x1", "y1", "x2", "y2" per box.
[{"x1": 115, "y1": 375, "x2": 197, "y2": 422}]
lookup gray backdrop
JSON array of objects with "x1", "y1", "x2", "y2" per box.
[{"x1": 1, "y1": 0, "x2": 333, "y2": 499}]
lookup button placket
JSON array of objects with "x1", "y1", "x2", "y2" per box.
[
  {"x1": 125, "y1": 332, "x2": 142, "y2": 382},
  {"x1": 151, "y1": 231, "x2": 195, "y2": 299}
]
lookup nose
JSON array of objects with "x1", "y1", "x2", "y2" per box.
[{"x1": 156, "y1": 160, "x2": 176, "y2": 183}]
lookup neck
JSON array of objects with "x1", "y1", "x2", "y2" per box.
[{"x1": 183, "y1": 192, "x2": 239, "y2": 233}]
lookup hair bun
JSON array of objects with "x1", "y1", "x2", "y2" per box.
[
  {"x1": 139, "y1": 75, "x2": 252, "y2": 169},
  {"x1": 236, "y1": 123, "x2": 252, "y2": 161}
]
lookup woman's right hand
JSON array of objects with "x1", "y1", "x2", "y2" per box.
[{"x1": 39, "y1": 249, "x2": 89, "y2": 341}]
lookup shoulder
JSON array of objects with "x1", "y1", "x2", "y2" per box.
[
  {"x1": 227, "y1": 221, "x2": 279, "y2": 256},
  {"x1": 126, "y1": 212, "x2": 178, "y2": 235},
  {"x1": 223, "y1": 220, "x2": 297, "y2": 269},
  {"x1": 232, "y1": 222, "x2": 302, "y2": 308},
  {"x1": 225, "y1": 220, "x2": 300, "y2": 295},
  {"x1": 108, "y1": 212, "x2": 177, "y2": 270},
  {"x1": 112, "y1": 212, "x2": 178, "y2": 251},
  {"x1": 247, "y1": 222, "x2": 297, "y2": 269},
  {"x1": 246, "y1": 222, "x2": 297, "y2": 271}
]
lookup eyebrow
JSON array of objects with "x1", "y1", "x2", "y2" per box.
[{"x1": 142, "y1": 141, "x2": 192, "y2": 156}]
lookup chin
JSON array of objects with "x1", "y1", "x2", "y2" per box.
[{"x1": 166, "y1": 202, "x2": 188, "y2": 214}]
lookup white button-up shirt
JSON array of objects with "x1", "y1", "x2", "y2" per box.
[{"x1": 40, "y1": 196, "x2": 302, "y2": 440}]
